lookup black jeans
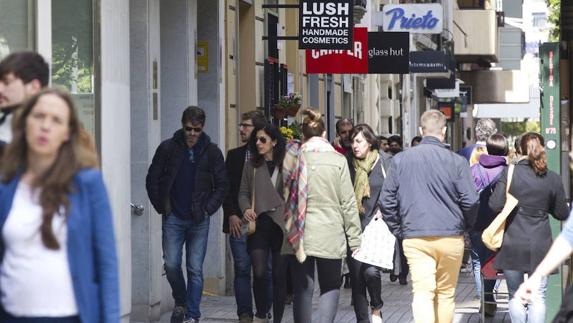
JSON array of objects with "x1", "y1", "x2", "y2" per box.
[
  {"x1": 291, "y1": 256, "x2": 342, "y2": 323},
  {"x1": 347, "y1": 249, "x2": 383, "y2": 323},
  {"x1": 248, "y1": 214, "x2": 286, "y2": 321}
]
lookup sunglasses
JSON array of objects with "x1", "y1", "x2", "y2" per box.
[
  {"x1": 256, "y1": 136, "x2": 269, "y2": 144},
  {"x1": 184, "y1": 126, "x2": 203, "y2": 133}
]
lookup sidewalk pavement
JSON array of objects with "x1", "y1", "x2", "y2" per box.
[{"x1": 156, "y1": 270, "x2": 511, "y2": 323}]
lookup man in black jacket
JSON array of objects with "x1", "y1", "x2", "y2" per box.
[
  {"x1": 222, "y1": 110, "x2": 265, "y2": 323},
  {"x1": 146, "y1": 106, "x2": 229, "y2": 323},
  {"x1": 380, "y1": 110, "x2": 479, "y2": 323}
]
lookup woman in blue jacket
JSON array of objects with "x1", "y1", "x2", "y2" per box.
[{"x1": 0, "y1": 89, "x2": 119, "y2": 323}]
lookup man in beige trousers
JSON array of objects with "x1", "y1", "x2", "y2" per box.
[{"x1": 380, "y1": 110, "x2": 479, "y2": 323}]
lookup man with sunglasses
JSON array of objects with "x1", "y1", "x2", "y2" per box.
[
  {"x1": 223, "y1": 110, "x2": 266, "y2": 323},
  {"x1": 146, "y1": 106, "x2": 229, "y2": 323}
]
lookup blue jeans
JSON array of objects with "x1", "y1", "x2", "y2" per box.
[
  {"x1": 469, "y1": 231, "x2": 496, "y2": 301},
  {"x1": 229, "y1": 233, "x2": 253, "y2": 318},
  {"x1": 162, "y1": 213, "x2": 210, "y2": 320},
  {"x1": 504, "y1": 270, "x2": 548, "y2": 323}
]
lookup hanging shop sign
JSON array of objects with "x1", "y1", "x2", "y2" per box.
[
  {"x1": 382, "y1": 4, "x2": 443, "y2": 34},
  {"x1": 305, "y1": 28, "x2": 409, "y2": 74},
  {"x1": 367, "y1": 31, "x2": 410, "y2": 74},
  {"x1": 299, "y1": 0, "x2": 354, "y2": 50},
  {"x1": 409, "y1": 51, "x2": 449, "y2": 74},
  {"x1": 305, "y1": 27, "x2": 368, "y2": 73}
]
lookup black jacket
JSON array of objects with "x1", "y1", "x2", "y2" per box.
[
  {"x1": 489, "y1": 159, "x2": 569, "y2": 273},
  {"x1": 380, "y1": 136, "x2": 479, "y2": 239},
  {"x1": 146, "y1": 130, "x2": 229, "y2": 223},
  {"x1": 222, "y1": 145, "x2": 248, "y2": 233},
  {"x1": 349, "y1": 151, "x2": 393, "y2": 230}
]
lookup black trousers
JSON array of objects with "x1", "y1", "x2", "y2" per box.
[
  {"x1": 347, "y1": 249, "x2": 383, "y2": 323},
  {"x1": 290, "y1": 256, "x2": 342, "y2": 323},
  {"x1": 248, "y1": 214, "x2": 287, "y2": 321}
]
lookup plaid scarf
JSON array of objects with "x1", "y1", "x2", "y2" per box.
[{"x1": 283, "y1": 137, "x2": 336, "y2": 263}]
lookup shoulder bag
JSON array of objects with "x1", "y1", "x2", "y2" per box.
[{"x1": 481, "y1": 164, "x2": 518, "y2": 251}]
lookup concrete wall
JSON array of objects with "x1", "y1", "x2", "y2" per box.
[
  {"x1": 129, "y1": 0, "x2": 163, "y2": 321},
  {"x1": 197, "y1": 0, "x2": 227, "y2": 296},
  {"x1": 100, "y1": 0, "x2": 132, "y2": 321},
  {"x1": 160, "y1": 0, "x2": 197, "y2": 140}
]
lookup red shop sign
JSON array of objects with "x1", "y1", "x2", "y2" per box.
[{"x1": 306, "y1": 27, "x2": 368, "y2": 74}]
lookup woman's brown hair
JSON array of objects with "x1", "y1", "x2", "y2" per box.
[
  {"x1": 520, "y1": 132, "x2": 547, "y2": 176},
  {"x1": 301, "y1": 108, "x2": 325, "y2": 139},
  {"x1": 1, "y1": 88, "x2": 99, "y2": 249}
]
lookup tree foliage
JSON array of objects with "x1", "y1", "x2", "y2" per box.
[{"x1": 547, "y1": 0, "x2": 560, "y2": 41}]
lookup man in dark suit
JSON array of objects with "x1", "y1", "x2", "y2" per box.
[{"x1": 223, "y1": 110, "x2": 266, "y2": 323}]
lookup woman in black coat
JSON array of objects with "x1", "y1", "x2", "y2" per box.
[{"x1": 489, "y1": 132, "x2": 568, "y2": 323}]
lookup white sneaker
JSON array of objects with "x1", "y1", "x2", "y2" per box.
[
  {"x1": 252, "y1": 317, "x2": 269, "y2": 323},
  {"x1": 371, "y1": 313, "x2": 383, "y2": 323}
]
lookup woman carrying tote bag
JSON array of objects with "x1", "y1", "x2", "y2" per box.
[
  {"x1": 238, "y1": 123, "x2": 287, "y2": 323},
  {"x1": 488, "y1": 132, "x2": 568, "y2": 323},
  {"x1": 346, "y1": 124, "x2": 393, "y2": 323}
]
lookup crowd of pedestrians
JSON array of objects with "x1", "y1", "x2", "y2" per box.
[{"x1": 0, "y1": 50, "x2": 571, "y2": 323}]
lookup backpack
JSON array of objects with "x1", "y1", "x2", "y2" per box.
[{"x1": 474, "y1": 165, "x2": 505, "y2": 231}]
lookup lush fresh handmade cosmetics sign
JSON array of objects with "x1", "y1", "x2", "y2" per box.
[
  {"x1": 382, "y1": 4, "x2": 443, "y2": 34},
  {"x1": 299, "y1": 0, "x2": 354, "y2": 49}
]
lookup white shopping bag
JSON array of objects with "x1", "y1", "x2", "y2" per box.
[{"x1": 352, "y1": 211, "x2": 396, "y2": 270}]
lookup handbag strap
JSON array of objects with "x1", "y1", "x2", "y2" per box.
[
  {"x1": 506, "y1": 164, "x2": 515, "y2": 195},
  {"x1": 251, "y1": 168, "x2": 256, "y2": 209},
  {"x1": 380, "y1": 158, "x2": 387, "y2": 179}
]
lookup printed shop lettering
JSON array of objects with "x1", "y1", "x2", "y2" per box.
[
  {"x1": 301, "y1": 2, "x2": 351, "y2": 28},
  {"x1": 385, "y1": 8, "x2": 439, "y2": 30},
  {"x1": 310, "y1": 41, "x2": 363, "y2": 59},
  {"x1": 299, "y1": 0, "x2": 354, "y2": 49}
]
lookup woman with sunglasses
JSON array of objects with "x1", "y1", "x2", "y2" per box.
[
  {"x1": 284, "y1": 109, "x2": 361, "y2": 323},
  {"x1": 0, "y1": 89, "x2": 118, "y2": 322},
  {"x1": 239, "y1": 123, "x2": 287, "y2": 323}
]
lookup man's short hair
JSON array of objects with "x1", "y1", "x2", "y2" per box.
[
  {"x1": 420, "y1": 110, "x2": 447, "y2": 136},
  {"x1": 336, "y1": 118, "x2": 353, "y2": 134},
  {"x1": 475, "y1": 119, "x2": 497, "y2": 142},
  {"x1": 241, "y1": 110, "x2": 266, "y2": 128},
  {"x1": 0, "y1": 52, "x2": 49, "y2": 87},
  {"x1": 181, "y1": 106, "x2": 206, "y2": 126}
]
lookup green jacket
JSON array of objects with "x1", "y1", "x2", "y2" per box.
[{"x1": 301, "y1": 151, "x2": 362, "y2": 259}]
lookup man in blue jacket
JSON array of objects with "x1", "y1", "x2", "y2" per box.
[
  {"x1": 380, "y1": 109, "x2": 479, "y2": 323},
  {"x1": 146, "y1": 106, "x2": 229, "y2": 323}
]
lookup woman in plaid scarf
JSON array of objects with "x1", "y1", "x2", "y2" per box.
[{"x1": 283, "y1": 109, "x2": 361, "y2": 323}]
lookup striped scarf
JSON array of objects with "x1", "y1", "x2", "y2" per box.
[{"x1": 283, "y1": 137, "x2": 336, "y2": 263}]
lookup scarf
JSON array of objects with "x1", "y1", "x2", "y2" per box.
[
  {"x1": 283, "y1": 137, "x2": 336, "y2": 263},
  {"x1": 352, "y1": 150, "x2": 379, "y2": 215}
]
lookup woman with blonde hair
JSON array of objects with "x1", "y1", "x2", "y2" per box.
[
  {"x1": 489, "y1": 132, "x2": 568, "y2": 323},
  {"x1": 283, "y1": 109, "x2": 361, "y2": 323},
  {"x1": 0, "y1": 89, "x2": 118, "y2": 322}
]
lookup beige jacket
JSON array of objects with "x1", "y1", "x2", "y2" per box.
[{"x1": 297, "y1": 151, "x2": 362, "y2": 259}]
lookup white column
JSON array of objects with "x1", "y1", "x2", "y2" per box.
[{"x1": 100, "y1": 1, "x2": 132, "y2": 321}]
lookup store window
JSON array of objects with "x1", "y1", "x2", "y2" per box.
[
  {"x1": 52, "y1": 0, "x2": 97, "y2": 139},
  {"x1": 0, "y1": 0, "x2": 35, "y2": 59}
]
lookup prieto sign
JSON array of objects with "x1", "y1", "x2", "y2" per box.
[
  {"x1": 299, "y1": 0, "x2": 354, "y2": 50},
  {"x1": 382, "y1": 4, "x2": 443, "y2": 34}
]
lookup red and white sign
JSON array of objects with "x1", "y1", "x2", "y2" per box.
[{"x1": 306, "y1": 27, "x2": 368, "y2": 74}]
